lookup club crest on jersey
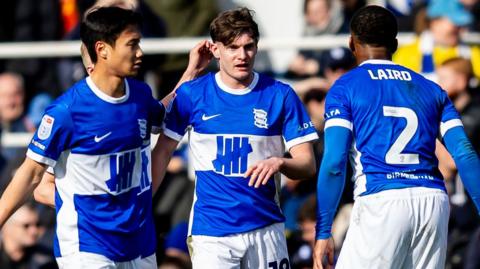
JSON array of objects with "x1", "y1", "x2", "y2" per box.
[
  {"x1": 38, "y1": 115, "x2": 54, "y2": 140},
  {"x1": 138, "y1": 119, "x2": 147, "y2": 139},
  {"x1": 253, "y1": 108, "x2": 268, "y2": 129}
]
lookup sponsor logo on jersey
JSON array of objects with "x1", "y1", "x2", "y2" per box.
[
  {"x1": 31, "y1": 140, "x2": 46, "y2": 150},
  {"x1": 213, "y1": 136, "x2": 253, "y2": 176},
  {"x1": 94, "y1": 132, "x2": 112, "y2": 142},
  {"x1": 298, "y1": 121, "x2": 315, "y2": 131},
  {"x1": 253, "y1": 108, "x2": 268, "y2": 129},
  {"x1": 202, "y1": 113, "x2": 221, "y2": 121},
  {"x1": 138, "y1": 119, "x2": 147, "y2": 139},
  {"x1": 38, "y1": 115, "x2": 54, "y2": 140}
]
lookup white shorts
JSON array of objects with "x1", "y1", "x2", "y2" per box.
[
  {"x1": 56, "y1": 252, "x2": 157, "y2": 269},
  {"x1": 188, "y1": 222, "x2": 290, "y2": 269},
  {"x1": 336, "y1": 187, "x2": 449, "y2": 269}
]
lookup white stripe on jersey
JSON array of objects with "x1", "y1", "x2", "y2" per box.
[
  {"x1": 325, "y1": 118, "x2": 353, "y2": 131},
  {"x1": 56, "y1": 178, "x2": 79, "y2": 257},
  {"x1": 440, "y1": 119, "x2": 463, "y2": 138},
  {"x1": 350, "y1": 140, "x2": 367, "y2": 198},
  {"x1": 162, "y1": 124, "x2": 184, "y2": 141},
  {"x1": 284, "y1": 132, "x2": 319, "y2": 151},
  {"x1": 189, "y1": 129, "x2": 284, "y2": 175},
  {"x1": 27, "y1": 149, "x2": 56, "y2": 167}
]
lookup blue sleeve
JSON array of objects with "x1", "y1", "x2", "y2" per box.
[
  {"x1": 282, "y1": 88, "x2": 317, "y2": 150},
  {"x1": 149, "y1": 96, "x2": 165, "y2": 134},
  {"x1": 443, "y1": 126, "x2": 480, "y2": 213},
  {"x1": 163, "y1": 85, "x2": 192, "y2": 141},
  {"x1": 315, "y1": 125, "x2": 352, "y2": 239},
  {"x1": 27, "y1": 103, "x2": 74, "y2": 167}
]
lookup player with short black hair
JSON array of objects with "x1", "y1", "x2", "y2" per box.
[
  {"x1": 0, "y1": 6, "x2": 209, "y2": 269},
  {"x1": 313, "y1": 5, "x2": 480, "y2": 269}
]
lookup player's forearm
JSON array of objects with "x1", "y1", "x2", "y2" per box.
[
  {"x1": 0, "y1": 158, "x2": 45, "y2": 227},
  {"x1": 33, "y1": 173, "x2": 56, "y2": 208},
  {"x1": 280, "y1": 147, "x2": 316, "y2": 179},
  {"x1": 443, "y1": 127, "x2": 480, "y2": 212},
  {"x1": 151, "y1": 134, "x2": 179, "y2": 195},
  {"x1": 316, "y1": 127, "x2": 351, "y2": 240}
]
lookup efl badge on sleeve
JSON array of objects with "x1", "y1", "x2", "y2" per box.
[{"x1": 38, "y1": 115, "x2": 54, "y2": 140}]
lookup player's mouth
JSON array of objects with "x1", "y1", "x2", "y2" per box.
[
  {"x1": 133, "y1": 61, "x2": 142, "y2": 69},
  {"x1": 235, "y1": 63, "x2": 250, "y2": 70}
]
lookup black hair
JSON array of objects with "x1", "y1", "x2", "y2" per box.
[
  {"x1": 350, "y1": 5, "x2": 398, "y2": 53},
  {"x1": 80, "y1": 7, "x2": 142, "y2": 63}
]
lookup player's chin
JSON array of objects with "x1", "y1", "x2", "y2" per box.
[{"x1": 126, "y1": 68, "x2": 140, "y2": 77}]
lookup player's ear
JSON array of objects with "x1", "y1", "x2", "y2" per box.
[
  {"x1": 95, "y1": 41, "x2": 108, "y2": 60},
  {"x1": 349, "y1": 36, "x2": 355, "y2": 53},
  {"x1": 210, "y1": 43, "x2": 220, "y2": 59}
]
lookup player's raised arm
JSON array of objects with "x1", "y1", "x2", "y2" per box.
[
  {"x1": 160, "y1": 40, "x2": 213, "y2": 107},
  {"x1": 0, "y1": 158, "x2": 46, "y2": 228}
]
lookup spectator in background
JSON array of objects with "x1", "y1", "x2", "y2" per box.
[
  {"x1": 0, "y1": 202, "x2": 57, "y2": 269},
  {"x1": 287, "y1": 0, "x2": 345, "y2": 80},
  {"x1": 0, "y1": 73, "x2": 33, "y2": 134},
  {"x1": 292, "y1": 47, "x2": 355, "y2": 99},
  {"x1": 0, "y1": 73, "x2": 39, "y2": 164},
  {"x1": 437, "y1": 57, "x2": 480, "y2": 153},
  {"x1": 393, "y1": 0, "x2": 480, "y2": 81},
  {"x1": 5, "y1": 0, "x2": 63, "y2": 100}
]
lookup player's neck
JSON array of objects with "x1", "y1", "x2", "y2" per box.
[
  {"x1": 90, "y1": 69, "x2": 125, "y2": 98},
  {"x1": 354, "y1": 47, "x2": 392, "y2": 65},
  {"x1": 218, "y1": 71, "x2": 254, "y2": 90}
]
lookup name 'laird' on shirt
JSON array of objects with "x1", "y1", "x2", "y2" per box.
[{"x1": 367, "y1": 69, "x2": 412, "y2": 81}]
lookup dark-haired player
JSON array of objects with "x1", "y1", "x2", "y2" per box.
[
  {"x1": 153, "y1": 7, "x2": 318, "y2": 269},
  {"x1": 0, "y1": 6, "x2": 209, "y2": 268},
  {"x1": 313, "y1": 5, "x2": 480, "y2": 269}
]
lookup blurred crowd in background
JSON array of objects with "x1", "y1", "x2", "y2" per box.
[{"x1": 0, "y1": 0, "x2": 479, "y2": 268}]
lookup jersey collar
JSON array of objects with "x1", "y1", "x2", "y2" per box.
[
  {"x1": 214, "y1": 72, "x2": 259, "y2": 95},
  {"x1": 359, "y1": 59, "x2": 397, "y2": 66},
  {"x1": 86, "y1": 77, "x2": 130, "y2": 104}
]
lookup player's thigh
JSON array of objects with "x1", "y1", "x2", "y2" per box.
[
  {"x1": 56, "y1": 252, "x2": 116, "y2": 269},
  {"x1": 336, "y1": 193, "x2": 413, "y2": 269},
  {"x1": 188, "y1": 235, "x2": 244, "y2": 269},
  {"x1": 242, "y1": 223, "x2": 290, "y2": 269},
  {"x1": 409, "y1": 191, "x2": 449, "y2": 269}
]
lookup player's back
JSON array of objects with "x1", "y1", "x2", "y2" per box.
[{"x1": 325, "y1": 59, "x2": 461, "y2": 197}]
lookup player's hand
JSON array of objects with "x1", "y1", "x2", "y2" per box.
[
  {"x1": 313, "y1": 237, "x2": 335, "y2": 269},
  {"x1": 185, "y1": 40, "x2": 213, "y2": 75},
  {"x1": 244, "y1": 157, "x2": 283, "y2": 188}
]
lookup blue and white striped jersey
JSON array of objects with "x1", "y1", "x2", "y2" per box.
[
  {"x1": 27, "y1": 77, "x2": 164, "y2": 261},
  {"x1": 163, "y1": 72, "x2": 318, "y2": 236},
  {"x1": 324, "y1": 59, "x2": 461, "y2": 197}
]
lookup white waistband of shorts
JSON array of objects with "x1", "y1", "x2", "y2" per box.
[{"x1": 357, "y1": 187, "x2": 446, "y2": 201}]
